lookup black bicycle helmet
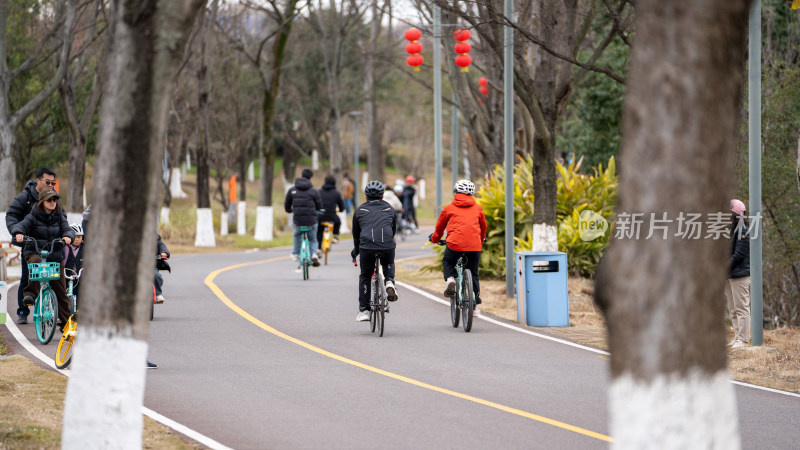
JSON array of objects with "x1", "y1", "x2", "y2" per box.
[{"x1": 364, "y1": 180, "x2": 385, "y2": 199}]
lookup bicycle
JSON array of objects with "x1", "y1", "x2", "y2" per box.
[
  {"x1": 23, "y1": 238, "x2": 63, "y2": 344},
  {"x1": 353, "y1": 254, "x2": 388, "y2": 337},
  {"x1": 320, "y1": 221, "x2": 334, "y2": 265},
  {"x1": 55, "y1": 267, "x2": 83, "y2": 369},
  {"x1": 298, "y1": 226, "x2": 312, "y2": 280},
  {"x1": 438, "y1": 240, "x2": 475, "y2": 332}
]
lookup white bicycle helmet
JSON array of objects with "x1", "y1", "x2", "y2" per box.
[
  {"x1": 69, "y1": 223, "x2": 84, "y2": 236},
  {"x1": 453, "y1": 179, "x2": 475, "y2": 195}
]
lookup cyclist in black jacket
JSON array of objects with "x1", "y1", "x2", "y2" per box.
[
  {"x1": 351, "y1": 180, "x2": 398, "y2": 322},
  {"x1": 285, "y1": 168, "x2": 323, "y2": 266}
]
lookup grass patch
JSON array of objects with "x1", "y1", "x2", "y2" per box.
[{"x1": 0, "y1": 352, "x2": 205, "y2": 449}]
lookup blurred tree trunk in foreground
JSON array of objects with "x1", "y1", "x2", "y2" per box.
[
  {"x1": 62, "y1": 1, "x2": 204, "y2": 448},
  {"x1": 595, "y1": 0, "x2": 752, "y2": 447}
]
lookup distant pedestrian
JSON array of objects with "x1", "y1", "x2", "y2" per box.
[
  {"x1": 342, "y1": 174, "x2": 355, "y2": 215},
  {"x1": 317, "y1": 174, "x2": 345, "y2": 245},
  {"x1": 726, "y1": 199, "x2": 751, "y2": 348},
  {"x1": 401, "y1": 175, "x2": 418, "y2": 229}
]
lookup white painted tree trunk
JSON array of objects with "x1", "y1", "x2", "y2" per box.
[
  {"x1": 62, "y1": 329, "x2": 148, "y2": 449},
  {"x1": 532, "y1": 223, "x2": 558, "y2": 251},
  {"x1": 159, "y1": 206, "x2": 169, "y2": 225},
  {"x1": 186, "y1": 152, "x2": 191, "y2": 169},
  {"x1": 237, "y1": 201, "x2": 246, "y2": 235},
  {"x1": 169, "y1": 167, "x2": 187, "y2": 198},
  {"x1": 609, "y1": 370, "x2": 740, "y2": 449},
  {"x1": 66, "y1": 212, "x2": 83, "y2": 226},
  {"x1": 0, "y1": 122, "x2": 17, "y2": 210},
  {"x1": 0, "y1": 212, "x2": 11, "y2": 241},
  {"x1": 195, "y1": 208, "x2": 216, "y2": 247},
  {"x1": 338, "y1": 211, "x2": 349, "y2": 233},
  {"x1": 361, "y1": 172, "x2": 369, "y2": 189},
  {"x1": 312, "y1": 149, "x2": 319, "y2": 170},
  {"x1": 419, "y1": 179, "x2": 426, "y2": 200},
  {"x1": 254, "y1": 206, "x2": 273, "y2": 241},
  {"x1": 220, "y1": 210, "x2": 228, "y2": 236},
  {"x1": 248, "y1": 161, "x2": 255, "y2": 182}
]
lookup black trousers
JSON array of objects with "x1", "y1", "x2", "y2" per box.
[
  {"x1": 358, "y1": 248, "x2": 395, "y2": 312},
  {"x1": 17, "y1": 259, "x2": 30, "y2": 316},
  {"x1": 442, "y1": 246, "x2": 481, "y2": 299}
]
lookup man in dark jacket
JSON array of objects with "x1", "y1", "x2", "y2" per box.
[
  {"x1": 351, "y1": 180, "x2": 398, "y2": 322},
  {"x1": 317, "y1": 174, "x2": 345, "y2": 245},
  {"x1": 285, "y1": 168, "x2": 322, "y2": 266},
  {"x1": 5, "y1": 167, "x2": 58, "y2": 324},
  {"x1": 726, "y1": 199, "x2": 751, "y2": 348},
  {"x1": 401, "y1": 175, "x2": 418, "y2": 229}
]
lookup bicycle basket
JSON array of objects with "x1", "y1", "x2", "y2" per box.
[{"x1": 29, "y1": 262, "x2": 61, "y2": 281}]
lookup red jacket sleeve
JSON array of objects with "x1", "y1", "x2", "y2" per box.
[
  {"x1": 479, "y1": 207, "x2": 487, "y2": 242},
  {"x1": 430, "y1": 206, "x2": 450, "y2": 243}
]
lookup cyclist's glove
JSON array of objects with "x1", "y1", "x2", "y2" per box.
[{"x1": 350, "y1": 249, "x2": 358, "y2": 260}]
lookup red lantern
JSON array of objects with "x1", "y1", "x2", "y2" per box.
[
  {"x1": 455, "y1": 54, "x2": 472, "y2": 71},
  {"x1": 405, "y1": 28, "x2": 424, "y2": 72},
  {"x1": 453, "y1": 29, "x2": 472, "y2": 72},
  {"x1": 405, "y1": 27, "x2": 422, "y2": 42},
  {"x1": 479, "y1": 86, "x2": 489, "y2": 97},
  {"x1": 478, "y1": 77, "x2": 488, "y2": 86},
  {"x1": 407, "y1": 54, "x2": 424, "y2": 71}
]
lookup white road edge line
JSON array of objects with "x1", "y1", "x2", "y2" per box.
[
  {"x1": 394, "y1": 279, "x2": 800, "y2": 400},
  {"x1": 1, "y1": 281, "x2": 233, "y2": 450}
]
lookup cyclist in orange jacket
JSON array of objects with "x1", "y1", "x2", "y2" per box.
[{"x1": 429, "y1": 179, "x2": 487, "y2": 306}]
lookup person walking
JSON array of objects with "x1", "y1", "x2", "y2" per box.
[
  {"x1": 285, "y1": 168, "x2": 322, "y2": 266},
  {"x1": 401, "y1": 175, "x2": 418, "y2": 229},
  {"x1": 5, "y1": 168, "x2": 59, "y2": 324},
  {"x1": 317, "y1": 174, "x2": 345, "y2": 245},
  {"x1": 342, "y1": 173, "x2": 355, "y2": 215},
  {"x1": 726, "y1": 199, "x2": 751, "y2": 348}
]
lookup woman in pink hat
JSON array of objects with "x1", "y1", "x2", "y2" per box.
[{"x1": 726, "y1": 199, "x2": 750, "y2": 348}]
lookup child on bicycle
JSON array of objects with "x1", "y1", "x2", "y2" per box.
[
  {"x1": 429, "y1": 180, "x2": 487, "y2": 307},
  {"x1": 11, "y1": 189, "x2": 75, "y2": 329},
  {"x1": 63, "y1": 223, "x2": 85, "y2": 299},
  {"x1": 351, "y1": 180, "x2": 398, "y2": 322}
]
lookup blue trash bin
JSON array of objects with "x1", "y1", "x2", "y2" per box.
[{"x1": 515, "y1": 251, "x2": 569, "y2": 327}]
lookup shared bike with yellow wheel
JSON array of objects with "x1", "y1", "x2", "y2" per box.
[{"x1": 55, "y1": 267, "x2": 83, "y2": 369}]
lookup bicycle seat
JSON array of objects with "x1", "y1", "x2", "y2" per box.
[
  {"x1": 297, "y1": 226, "x2": 313, "y2": 232},
  {"x1": 321, "y1": 221, "x2": 334, "y2": 227}
]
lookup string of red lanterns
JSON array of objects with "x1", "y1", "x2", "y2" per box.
[
  {"x1": 453, "y1": 29, "x2": 472, "y2": 72},
  {"x1": 479, "y1": 77, "x2": 488, "y2": 96},
  {"x1": 405, "y1": 28, "x2": 424, "y2": 72}
]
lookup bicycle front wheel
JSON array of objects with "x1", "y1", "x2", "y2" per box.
[
  {"x1": 461, "y1": 270, "x2": 475, "y2": 332},
  {"x1": 55, "y1": 321, "x2": 75, "y2": 369},
  {"x1": 36, "y1": 289, "x2": 58, "y2": 344},
  {"x1": 376, "y1": 303, "x2": 385, "y2": 337},
  {"x1": 370, "y1": 278, "x2": 378, "y2": 333}
]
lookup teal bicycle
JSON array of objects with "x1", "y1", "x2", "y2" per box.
[
  {"x1": 23, "y1": 238, "x2": 63, "y2": 344},
  {"x1": 298, "y1": 226, "x2": 312, "y2": 280},
  {"x1": 437, "y1": 240, "x2": 475, "y2": 332}
]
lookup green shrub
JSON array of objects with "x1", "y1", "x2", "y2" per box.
[{"x1": 423, "y1": 156, "x2": 617, "y2": 278}]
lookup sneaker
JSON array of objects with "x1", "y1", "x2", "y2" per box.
[
  {"x1": 727, "y1": 339, "x2": 737, "y2": 347},
  {"x1": 444, "y1": 277, "x2": 456, "y2": 297},
  {"x1": 731, "y1": 340, "x2": 748, "y2": 349},
  {"x1": 356, "y1": 310, "x2": 370, "y2": 322},
  {"x1": 311, "y1": 253, "x2": 321, "y2": 267},
  {"x1": 23, "y1": 295, "x2": 34, "y2": 306},
  {"x1": 146, "y1": 360, "x2": 158, "y2": 369},
  {"x1": 16, "y1": 313, "x2": 27, "y2": 325},
  {"x1": 155, "y1": 295, "x2": 165, "y2": 304},
  {"x1": 291, "y1": 254, "x2": 299, "y2": 262},
  {"x1": 385, "y1": 281, "x2": 398, "y2": 302},
  {"x1": 473, "y1": 306, "x2": 481, "y2": 315},
  {"x1": 332, "y1": 236, "x2": 340, "y2": 243}
]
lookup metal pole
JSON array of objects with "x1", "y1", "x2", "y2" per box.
[
  {"x1": 749, "y1": 0, "x2": 763, "y2": 346},
  {"x1": 451, "y1": 93, "x2": 459, "y2": 187},
  {"x1": 434, "y1": 6, "x2": 443, "y2": 219},
  {"x1": 504, "y1": 0, "x2": 515, "y2": 298},
  {"x1": 353, "y1": 115, "x2": 359, "y2": 207}
]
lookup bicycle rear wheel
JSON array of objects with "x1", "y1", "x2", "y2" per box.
[
  {"x1": 55, "y1": 320, "x2": 75, "y2": 369},
  {"x1": 376, "y1": 302, "x2": 385, "y2": 337},
  {"x1": 36, "y1": 289, "x2": 58, "y2": 344},
  {"x1": 461, "y1": 269, "x2": 475, "y2": 332},
  {"x1": 450, "y1": 292, "x2": 460, "y2": 328},
  {"x1": 370, "y1": 278, "x2": 378, "y2": 333}
]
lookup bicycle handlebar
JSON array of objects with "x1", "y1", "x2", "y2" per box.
[
  {"x1": 19, "y1": 237, "x2": 65, "y2": 254},
  {"x1": 64, "y1": 267, "x2": 84, "y2": 280}
]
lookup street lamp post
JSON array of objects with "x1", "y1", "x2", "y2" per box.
[{"x1": 350, "y1": 111, "x2": 363, "y2": 206}]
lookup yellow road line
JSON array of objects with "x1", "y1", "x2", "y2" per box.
[{"x1": 204, "y1": 257, "x2": 612, "y2": 443}]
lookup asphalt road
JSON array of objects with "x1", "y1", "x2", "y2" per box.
[{"x1": 6, "y1": 230, "x2": 800, "y2": 449}]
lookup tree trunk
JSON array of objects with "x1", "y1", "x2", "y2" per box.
[
  {"x1": 594, "y1": 0, "x2": 751, "y2": 446},
  {"x1": 61, "y1": 1, "x2": 204, "y2": 447}
]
